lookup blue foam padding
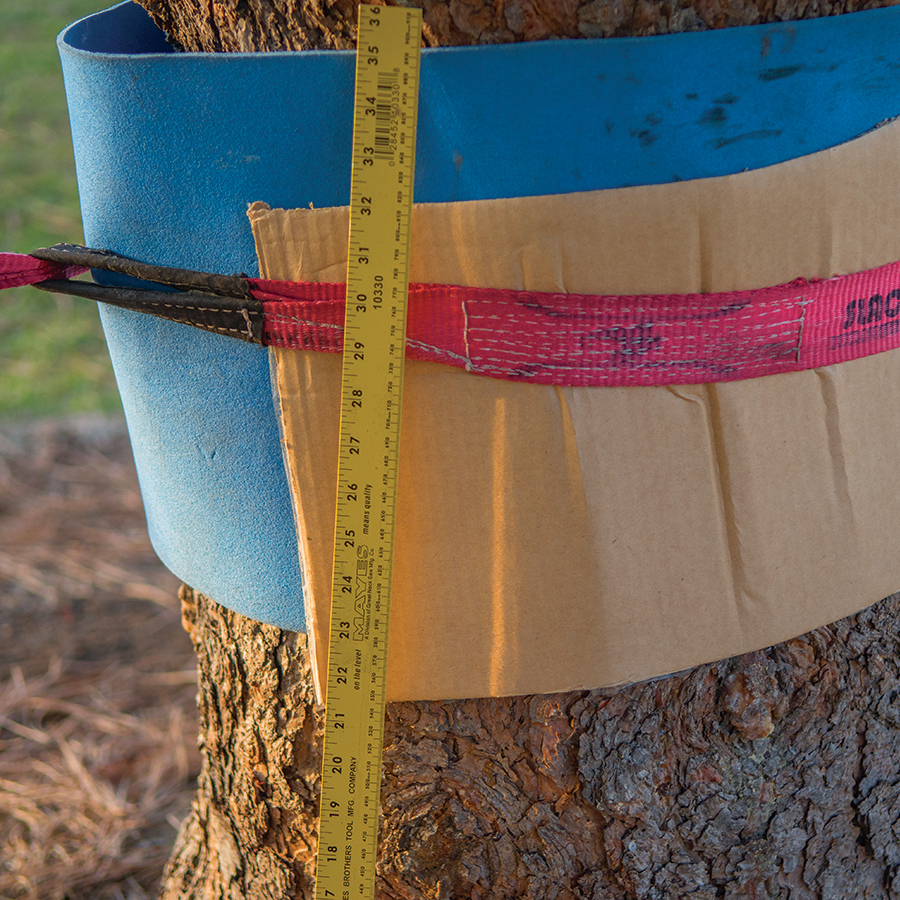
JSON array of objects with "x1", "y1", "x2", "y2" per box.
[{"x1": 58, "y1": 1, "x2": 900, "y2": 631}]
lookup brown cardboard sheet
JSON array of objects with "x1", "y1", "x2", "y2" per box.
[{"x1": 250, "y1": 117, "x2": 900, "y2": 702}]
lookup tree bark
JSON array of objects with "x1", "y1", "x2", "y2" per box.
[
  {"x1": 163, "y1": 585, "x2": 900, "y2": 899},
  {"x1": 137, "y1": 0, "x2": 899, "y2": 50},
  {"x1": 139, "y1": 2, "x2": 900, "y2": 897}
]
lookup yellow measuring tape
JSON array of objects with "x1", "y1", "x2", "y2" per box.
[{"x1": 314, "y1": 5, "x2": 421, "y2": 899}]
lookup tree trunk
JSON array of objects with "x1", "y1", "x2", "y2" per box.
[
  {"x1": 163, "y1": 585, "x2": 900, "y2": 899},
  {"x1": 137, "y1": 0, "x2": 898, "y2": 50},
  {"x1": 136, "y1": 2, "x2": 900, "y2": 898}
]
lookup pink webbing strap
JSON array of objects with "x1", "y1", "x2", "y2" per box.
[
  {"x1": 9, "y1": 246, "x2": 900, "y2": 387},
  {"x1": 253, "y1": 259, "x2": 900, "y2": 386},
  {"x1": 0, "y1": 252, "x2": 86, "y2": 290}
]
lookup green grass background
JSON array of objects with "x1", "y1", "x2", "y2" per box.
[{"x1": 1, "y1": 0, "x2": 121, "y2": 419}]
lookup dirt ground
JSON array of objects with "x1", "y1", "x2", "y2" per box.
[{"x1": 0, "y1": 414, "x2": 200, "y2": 899}]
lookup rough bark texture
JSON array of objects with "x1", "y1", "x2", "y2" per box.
[
  {"x1": 163, "y1": 585, "x2": 900, "y2": 899},
  {"x1": 140, "y1": 0, "x2": 900, "y2": 896},
  {"x1": 137, "y1": 0, "x2": 900, "y2": 50},
  {"x1": 160, "y1": 587, "x2": 321, "y2": 899}
]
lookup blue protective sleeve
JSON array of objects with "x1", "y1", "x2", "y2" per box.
[{"x1": 58, "y1": 1, "x2": 900, "y2": 631}]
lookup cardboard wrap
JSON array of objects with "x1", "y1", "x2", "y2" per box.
[{"x1": 251, "y1": 118, "x2": 900, "y2": 702}]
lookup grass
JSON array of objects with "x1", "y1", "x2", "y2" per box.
[{"x1": 0, "y1": 0, "x2": 122, "y2": 420}]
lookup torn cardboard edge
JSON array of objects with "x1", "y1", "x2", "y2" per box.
[{"x1": 252, "y1": 117, "x2": 900, "y2": 703}]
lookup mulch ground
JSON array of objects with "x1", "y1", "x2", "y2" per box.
[{"x1": 0, "y1": 415, "x2": 200, "y2": 899}]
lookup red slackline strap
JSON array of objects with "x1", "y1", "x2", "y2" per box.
[
  {"x1": 251, "y1": 259, "x2": 900, "y2": 386},
  {"x1": 0, "y1": 252, "x2": 86, "y2": 290},
  {"x1": 9, "y1": 248, "x2": 900, "y2": 387}
]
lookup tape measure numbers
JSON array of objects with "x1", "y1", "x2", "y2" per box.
[{"x1": 314, "y1": 6, "x2": 422, "y2": 900}]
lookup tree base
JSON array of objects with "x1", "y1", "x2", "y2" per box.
[{"x1": 162, "y1": 585, "x2": 900, "y2": 899}]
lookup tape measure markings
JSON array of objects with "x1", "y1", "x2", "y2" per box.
[{"x1": 314, "y1": 6, "x2": 421, "y2": 900}]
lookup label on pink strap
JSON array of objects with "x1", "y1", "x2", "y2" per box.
[
  {"x1": 801, "y1": 263, "x2": 900, "y2": 369},
  {"x1": 456, "y1": 281, "x2": 811, "y2": 386},
  {"x1": 255, "y1": 259, "x2": 900, "y2": 387}
]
